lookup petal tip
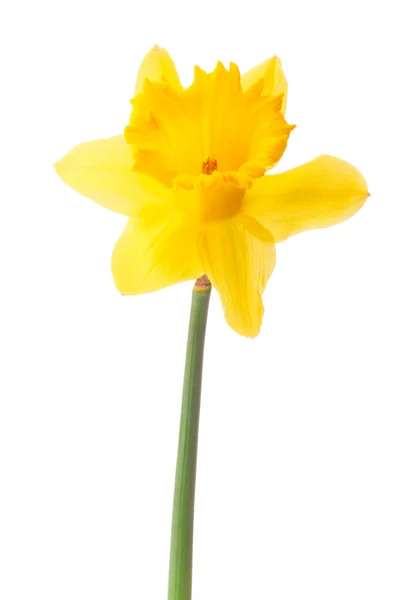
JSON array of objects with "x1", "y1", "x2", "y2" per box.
[{"x1": 53, "y1": 155, "x2": 69, "y2": 183}]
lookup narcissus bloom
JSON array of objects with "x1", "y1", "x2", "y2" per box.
[{"x1": 55, "y1": 46, "x2": 369, "y2": 337}]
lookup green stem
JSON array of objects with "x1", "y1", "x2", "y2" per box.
[{"x1": 168, "y1": 276, "x2": 211, "y2": 600}]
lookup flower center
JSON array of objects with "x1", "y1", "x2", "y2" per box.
[
  {"x1": 202, "y1": 157, "x2": 218, "y2": 175},
  {"x1": 125, "y1": 62, "x2": 294, "y2": 190}
]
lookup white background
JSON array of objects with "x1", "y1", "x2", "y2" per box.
[{"x1": 1, "y1": 0, "x2": 414, "y2": 598}]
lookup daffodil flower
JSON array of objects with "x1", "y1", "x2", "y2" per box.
[
  {"x1": 55, "y1": 46, "x2": 370, "y2": 600},
  {"x1": 55, "y1": 45, "x2": 369, "y2": 338}
]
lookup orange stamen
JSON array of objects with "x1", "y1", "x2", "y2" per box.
[{"x1": 202, "y1": 157, "x2": 218, "y2": 175}]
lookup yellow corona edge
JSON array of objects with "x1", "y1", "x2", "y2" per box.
[{"x1": 55, "y1": 45, "x2": 369, "y2": 338}]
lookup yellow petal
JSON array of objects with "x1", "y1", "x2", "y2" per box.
[
  {"x1": 134, "y1": 45, "x2": 182, "y2": 96},
  {"x1": 243, "y1": 155, "x2": 369, "y2": 242},
  {"x1": 112, "y1": 204, "x2": 202, "y2": 294},
  {"x1": 54, "y1": 135, "x2": 170, "y2": 216},
  {"x1": 199, "y1": 216, "x2": 276, "y2": 338},
  {"x1": 241, "y1": 55, "x2": 288, "y2": 114}
]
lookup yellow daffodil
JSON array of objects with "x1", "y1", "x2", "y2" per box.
[{"x1": 55, "y1": 46, "x2": 369, "y2": 337}]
